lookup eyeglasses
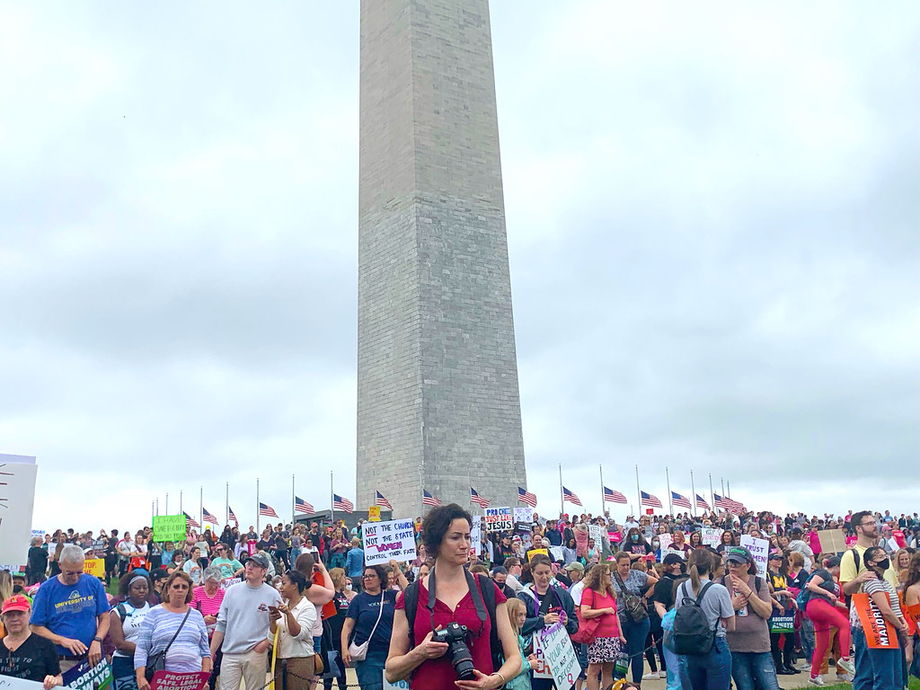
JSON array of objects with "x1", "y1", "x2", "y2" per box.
[{"x1": 362, "y1": 574, "x2": 377, "y2": 579}]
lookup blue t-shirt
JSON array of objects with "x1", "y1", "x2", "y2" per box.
[
  {"x1": 346, "y1": 590, "x2": 397, "y2": 653},
  {"x1": 345, "y1": 548, "x2": 365, "y2": 577},
  {"x1": 30, "y1": 574, "x2": 110, "y2": 655}
]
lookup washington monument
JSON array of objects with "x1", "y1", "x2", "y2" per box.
[{"x1": 356, "y1": 0, "x2": 527, "y2": 517}]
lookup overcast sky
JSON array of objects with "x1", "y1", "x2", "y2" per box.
[{"x1": 2, "y1": 2, "x2": 918, "y2": 532}]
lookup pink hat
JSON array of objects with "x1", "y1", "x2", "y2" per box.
[{"x1": 2, "y1": 595, "x2": 31, "y2": 614}]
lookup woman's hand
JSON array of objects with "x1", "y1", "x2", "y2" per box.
[
  {"x1": 413, "y1": 631, "x2": 449, "y2": 662},
  {"x1": 619, "y1": 634, "x2": 627, "y2": 644},
  {"x1": 42, "y1": 675, "x2": 61, "y2": 690},
  {"x1": 454, "y1": 669, "x2": 503, "y2": 689},
  {"x1": 826, "y1": 592, "x2": 838, "y2": 603},
  {"x1": 543, "y1": 612, "x2": 560, "y2": 626},
  {"x1": 137, "y1": 676, "x2": 151, "y2": 690},
  {"x1": 606, "y1": 607, "x2": 616, "y2": 616},
  {"x1": 276, "y1": 602, "x2": 290, "y2": 615}
]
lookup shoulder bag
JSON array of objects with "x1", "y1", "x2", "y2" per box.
[
  {"x1": 613, "y1": 571, "x2": 648, "y2": 623},
  {"x1": 348, "y1": 591, "x2": 385, "y2": 662},
  {"x1": 146, "y1": 608, "x2": 192, "y2": 681},
  {"x1": 570, "y1": 588, "x2": 601, "y2": 645}
]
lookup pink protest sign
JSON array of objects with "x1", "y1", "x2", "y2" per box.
[{"x1": 150, "y1": 671, "x2": 210, "y2": 690}]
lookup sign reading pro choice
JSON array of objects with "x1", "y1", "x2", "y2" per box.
[{"x1": 362, "y1": 519, "x2": 417, "y2": 565}]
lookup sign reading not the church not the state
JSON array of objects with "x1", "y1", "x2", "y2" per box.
[{"x1": 362, "y1": 519, "x2": 417, "y2": 565}]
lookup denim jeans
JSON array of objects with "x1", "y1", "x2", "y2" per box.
[
  {"x1": 617, "y1": 616, "x2": 651, "y2": 683},
  {"x1": 354, "y1": 649, "x2": 387, "y2": 690},
  {"x1": 800, "y1": 615, "x2": 815, "y2": 663},
  {"x1": 852, "y1": 626, "x2": 903, "y2": 690},
  {"x1": 730, "y1": 650, "x2": 781, "y2": 690},
  {"x1": 683, "y1": 636, "x2": 732, "y2": 690}
]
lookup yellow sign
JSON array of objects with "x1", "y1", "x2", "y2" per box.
[
  {"x1": 83, "y1": 558, "x2": 105, "y2": 578},
  {"x1": 368, "y1": 506, "x2": 381, "y2": 522},
  {"x1": 527, "y1": 548, "x2": 548, "y2": 562}
]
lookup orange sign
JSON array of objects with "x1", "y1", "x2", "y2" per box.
[{"x1": 852, "y1": 592, "x2": 898, "y2": 649}]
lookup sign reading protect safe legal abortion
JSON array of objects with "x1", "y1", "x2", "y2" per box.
[{"x1": 362, "y1": 519, "x2": 417, "y2": 565}]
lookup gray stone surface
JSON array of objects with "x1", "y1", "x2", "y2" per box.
[{"x1": 357, "y1": 0, "x2": 526, "y2": 517}]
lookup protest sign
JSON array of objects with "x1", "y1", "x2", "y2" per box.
[
  {"x1": 701, "y1": 528, "x2": 722, "y2": 547},
  {"x1": 382, "y1": 674, "x2": 410, "y2": 690},
  {"x1": 588, "y1": 525, "x2": 605, "y2": 544},
  {"x1": 657, "y1": 533, "x2": 673, "y2": 553},
  {"x1": 150, "y1": 672, "x2": 210, "y2": 690},
  {"x1": 770, "y1": 615, "x2": 795, "y2": 633},
  {"x1": 527, "y1": 548, "x2": 548, "y2": 562},
  {"x1": 0, "y1": 455, "x2": 37, "y2": 569},
  {"x1": 740, "y1": 535, "x2": 770, "y2": 577},
  {"x1": 362, "y1": 519, "x2": 417, "y2": 565},
  {"x1": 153, "y1": 515, "x2": 187, "y2": 542},
  {"x1": 368, "y1": 506, "x2": 381, "y2": 522},
  {"x1": 63, "y1": 658, "x2": 112, "y2": 690},
  {"x1": 853, "y1": 593, "x2": 898, "y2": 649},
  {"x1": 513, "y1": 507, "x2": 534, "y2": 524},
  {"x1": 470, "y1": 516, "x2": 481, "y2": 559},
  {"x1": 533, "y1": 623, "x2": 580, "y2": 690},
  {"x1": 549, "y1": 546, "x2": 564, "y2": 562},
  {"x1": 817, "y1": 529, "x2": 847, "y2": 554},
  {"x1": 0, "y1": 677, "x2": 45, "y2": 690},
  {"x1": 484, "y1": 507, "x2": 513, "y2": 532},
  {"x1": 220, "y1": 577, "x2": 241, "y2": 590},
  {"x1": 608, "y1": 531, "x2": 621, "y2": 543},
  {"x1": 83, "y1": 558, "x2": 105, "y2": 578},
  {"x1": 513, "y1": 522, "x2": 532, "y2": 536}
]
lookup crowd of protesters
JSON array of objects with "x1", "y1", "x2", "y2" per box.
[{"x1": 2, "y1": 507, "x2": 919, "y2": 690}]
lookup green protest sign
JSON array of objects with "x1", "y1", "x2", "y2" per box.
[{"x1": 153, "y1": 515, "x2": 187, "y2": 542}]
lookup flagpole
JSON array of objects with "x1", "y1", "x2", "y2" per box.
[
  {"x1": 709, "y1": 474, "x2": 715, "y2": 516},
  {"x1": 727, "y1": 481, "x2": 731, "y2": 499},
  {"x1": 166, "y1": 492, "x2": 169, "y2": 514},
  {"x1": 635, "y1": 465, "x2": 641, "y2": 518},
  {"x1": 558, "y1": 464, "x2": 564, "y2": 516},
  {"x1": 690, "y1": 470, "x2": 696, "y2": 518},
  {"x1": 225, "y1": 482, "x2": 229, "y2": 525},
  {"x1": 200, "y1": 485, "x2": 203, "y2": 533},
  {"x1": 156, "y1": 497, "x2": 159, "y2": 516},
  {"x1": 151, "y1": 500, "x2": 154, "y2": 521},
  {"x1": 180, "y1": 490, "x2": 183, "y2": 515},
  {"x1": 330, "y1": 471, "x2": 335, "y2": 527},
  {"x1": 292, "y1": 474, "x2": 295, "y2": 527},
  {"x1": 666, "y1": 466, "x2": 672, "y2": 516},
  {"x1": 256, "y1": 478, "x2": 260, "y2": 533},
  {"x1": 599, "y1": 464, "x2": 604, "y2": 516}
]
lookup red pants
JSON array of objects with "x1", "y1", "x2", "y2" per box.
[{"x1": 806, "y1": 597, "x2": 851, "y2": 677}]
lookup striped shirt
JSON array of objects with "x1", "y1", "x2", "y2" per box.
[
  {"x1": 850, "y1": 578, "x2": 903, "y2": 629},
  {"x1": 134, "y1": 606, "x2": 210, "y2": 673}
]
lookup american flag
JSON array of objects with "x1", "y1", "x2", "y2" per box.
[
  {"x1": 184, "y1": 512, "x2": 200, "y2": 529},
  {"x1": 202, "y1": 508, "x2": 219, "y2": 525},
  {"x1": 259, "y1": 502, "x2": 279, "y2": 518},
  {"x1": 671, "y1": 492, "x2": 692, "y2": 509},
  {"x1": 517, "y1": 486, "x2": 537, "y2": 507},
  {"x1": 641, "y1": 491, "x2": 663, "y2": 508},
  {"x1": 562, "y1": 487, "x2": 582, "y2": 506},
  {"x1": 375, "y1": 491, "x2": 393, "y2": 510},
  {"x1": 333, "y1": 494, "x2": 354, "y2": 513},
  {"x1": 604, "y1": 486, "x2": 627, "y2": 504},
  {"x1": 695, "y1": 494, "x2": 710, "y2": 510},
  {"x1": 422, "y1": 490, "x2": 441, "y2": 507},
  {"x1": 713, "y1": 493, "x2": 728, "y2": 510},
  {"x1": 295, "y1": 497, "x2": 315, "y2": 515},
  {"x1": 470, "y1": 488, "x2": 490, "y2": 509},
  {"x1": 725, "y1": 497, "x2": 745, "y2": 513},
  {"x1": 228, "y1": 505, "x2": 238, "y2": 525}
]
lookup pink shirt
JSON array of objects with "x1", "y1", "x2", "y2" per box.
[
  {"x1": 192, "y1": 585, "x2": 225, "y2": 636},
  {"x1": 581, "y1": 588, "x2": 619, "y2": 637}
]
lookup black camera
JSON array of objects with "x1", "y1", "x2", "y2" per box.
[{"x1": 432, "y1": 622, "x2": 475, "y2": 680}]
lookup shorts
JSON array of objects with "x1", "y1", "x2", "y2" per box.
[{"x1": 587, "y1": 636, "x2": 622, "y2": 665}]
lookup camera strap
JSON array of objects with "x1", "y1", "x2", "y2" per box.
[{"x1": 426, "y1": 567, "x2": 487, "y2": 637}]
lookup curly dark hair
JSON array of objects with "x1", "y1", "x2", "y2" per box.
[
  {"x1": 421, "y1": 503, "x2": 472, "y2": 559},
  {"x1": 362, "y1": 564, "x2": 389, "y2": 588}
]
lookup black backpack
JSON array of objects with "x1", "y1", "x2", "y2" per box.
[
  {"x1": 403, "y1": 570, "x2": 501, "y2": 672},
  {"x1": 672, "y1": 580, "x2": 716, "y2": 656}
]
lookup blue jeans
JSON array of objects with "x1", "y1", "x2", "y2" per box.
[
  {"x1": 683, "y1": 636, "x2": 732, "y2": 690},
  {"x1": 731, "y1": 651, "x2": 781, "y2": 690},
  {"x1": 800, "y1": 615, "x2": 815, "y2": 664},
  {"x1": 615, "y1": 616, "x2": 650, "y2": 683},
  {"x1": 852, "y1": 626, "x2": 903, "y2": 690},
  {"x1": 355, "y1": 649, "x2": 387, "y2": 690}
]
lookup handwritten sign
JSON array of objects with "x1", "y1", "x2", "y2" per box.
[
  {"x1": 83, "y1": 558, "x2": 105, "y2": 578},
  {"x1": 513, "y1": 507, "x2": 534, "y2": 524},
  {"x1": 0, "y1": 457, "x2": 37, "y2": 569},
  {"x1": 533, "y1": 623, "x2": 579, "y2": 690},
  {"x1": 220, "y1": 577, "x2": 241, "y2": 590},
  {"x1": 484, "y1": 507, "x2": 513, "y2": 532},
  {"x1": 470, "y1": 516, "x2": 481, "y2": 559},
  {"x1": 368, "y1": 506, "x2": 381, "y2": 522},
  {"x1": 362, "y1": 519, "x2": 417, "y2": 565},
  {"x1": 63, "y1": 658, "x2": 112, "y2": 690},
  {"x1": 657, "y1": 533, "x2": 673, "y2": 553},
  {"x1": 588, "y1": 525, "x2": 605, "y2": 544},
  {"x1": 701, "y1": 528, "x2": 722, "y2": 547},
  {"x1": 153, "y1": 515, "x2": 187, "y2": 542},
  {"x1": 150, "y1": 672, "x2": 210, "y2": 690},
  {"x1": 817, "y1": 529, "x2": 847, "y2": 554},
  {"x1": 740, "y1": 535, "x2": 770, "y2": 578}
]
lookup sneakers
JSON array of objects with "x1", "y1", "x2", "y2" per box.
[
  {"x1": 809, "y1": 676, "x2": 827, "y2": 687},
  {"x1": 836, "y1": 673, "x2": 854, "y2": 683},
  {"x1": 838, "y1": 658, "x2": 855, "y2": 676},
  {"x1": 658, "y1": 671, "x2": 667, "y2": 679},
  {"x1": 641, "y1": 672, "x2": 658, "y2": 680}
]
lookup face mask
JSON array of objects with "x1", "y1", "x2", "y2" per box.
[
  {"x1": 876, "y1": 558, "x2": 890, "y2": 571},
  {"x1": 652, "y1": 540, "x2": 660, "y2": 548},
  {"x1": 631, "y1": 535, "x2": 639, "y2": 541},
  {"x1": 345, "y1": 582, "x2": 353, "y2": 591}
]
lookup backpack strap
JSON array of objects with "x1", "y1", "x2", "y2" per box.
[
  {"x1": 404, "y1": 580, "x2": 420, "y2": 649},
  {"x1": 695, "y1": 581, "x2": 715, "y2": 606},
  {"x1": 116, "y1": 603, "x2": 128, "y2": 623}
]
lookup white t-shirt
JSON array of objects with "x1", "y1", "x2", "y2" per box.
[
  {"x1": 112, "y1": 601, "x2": 150, "y2": 658},
  {"x1": 570, "y1": 581, "x2": 586, "y2": 606}
]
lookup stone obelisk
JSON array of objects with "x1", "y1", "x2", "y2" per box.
[{"x1": 357, "y1": 0, "x2": 526, "y2": 517}]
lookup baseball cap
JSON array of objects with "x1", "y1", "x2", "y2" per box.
[
  {"x1": 662, "y1": 553, "x2": 684, "y2": 566},
  {"x1": 2, "y1": 595, "x2": 31, "y2": 614},
  {"x1": 248, "y1": 553, "x2": 271, "y2": 569},
  {"x1": 768, "y1": 552, "x2": 783, "y2": 561},
  {"x1": 565, "y1": 561, "x2": 584, "y2": 572},
  {"x1": 825, "y1": 556, "x2": 841, "y2": 568},
  {"x1": 725, "y1": 547, "x2": 754, "y2": 564}
]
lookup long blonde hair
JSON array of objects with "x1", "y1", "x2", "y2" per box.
[
  {"x1": 687, "y1": 548, "x2": 717, "y2": 596},
  {"x1": 0, "y1": 571, "x2": 12, "y2": 603},
  {"x1": 506, "y1": 597, "x2": 527, "y2": 635}
]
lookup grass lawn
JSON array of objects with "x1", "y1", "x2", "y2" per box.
[{"x1": 818, "y1": 678, "x2": 919, "y2": 690}]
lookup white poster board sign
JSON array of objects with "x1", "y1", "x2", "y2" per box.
[
  {"x1": 702, "y1": 528, "x2": 722, "y2": 547},
  {"x1": 588, "y1": 524, "x2": 605, "y2": 544},
  {"x1": 0, "y1": 455, "x2": 37, "y2": 568},
  {"x1": 470, "y1": 516, "x2": 481, "y2": 559},
  {"x1": 484, "y1": 507, "x2": 513, "y2": 532},
  {"x1": 533, "y1": 623, "x2": 579, "y2": 690},
  {"x1": 549, "y1": 546, "x2": 564, "y2": 562},
  {"x1": 740, "y1": 535, "x2": 770, "y2": 578},
  {"x1": 513, "y1": 507, "x2": 534, "y2": 524},
  {"x1": 362, "y1": 518, "x2": 417, "y2": 565},
  {"x1": 658, "y1": 533, "x2": 673, "y2": 554}
]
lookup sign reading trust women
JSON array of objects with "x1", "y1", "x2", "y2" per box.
[
  {"x1": 362, "y1": 518, "x2": 417, "y2": 565},
  {"x1": 0, "y1": 454, "x2": 37, "y2": 569}
]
